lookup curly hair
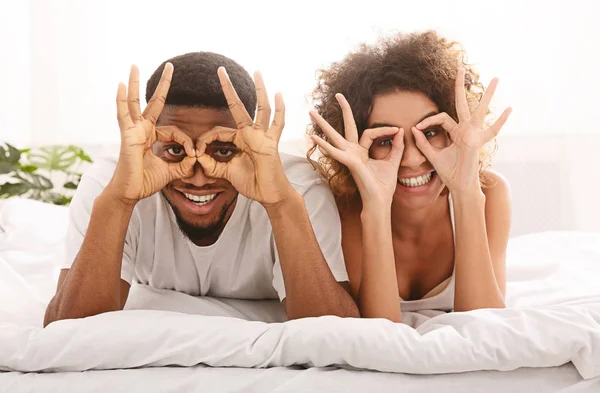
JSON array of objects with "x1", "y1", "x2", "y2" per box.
[{"x1": 307, "y1": 31, "x2": 497, "y2": 199}]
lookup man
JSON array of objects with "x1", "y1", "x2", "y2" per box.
[{"x1": 44, "y1": 52, "x2": 359, "y2": 326}]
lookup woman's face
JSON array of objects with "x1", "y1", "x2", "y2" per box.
[{"x1": 367, "y1": 90, "x2": 450, "y2": 210}]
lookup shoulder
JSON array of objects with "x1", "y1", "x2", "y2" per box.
[
  {"x1": 481, "y1": 169, "x2": 511, "y2": 206},
  {"x1": 480, "y1": 169, "x2": 512, "y2": 226},
  {"x1": 279, "y1": 153, "x2": 326, "y2": 195},
  {"x1": 80, "y1": 155, "x2": 119, "y2": 187}
]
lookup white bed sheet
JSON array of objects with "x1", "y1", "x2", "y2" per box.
[
  {"x1": 1, "y1": 198, "x2": 600, "y2": 392},
  {"x1": 1, "y1": 364, "x2": 599, "y2": 393}
]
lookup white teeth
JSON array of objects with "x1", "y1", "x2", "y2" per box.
[
  {"x1": 184, "y1": 193, "x2": 217, "y2": 205},
  {"x1": 398, "y1": 172, "x2": 434, "y2": 188}
]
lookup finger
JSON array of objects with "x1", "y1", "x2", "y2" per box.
[
  {"x1": 358, "y1": 127, "x2": 399, "y2": 150},
  {"x1": 143, "y1": 63, "x2": 173, "y2": 125},
  {"x1": 116, "y1": 83, "x2": 135, "y2": 132},
  {"x1": 415, "y1": 112, "x2": 458, "y2": 132},
  {"x1": 336, "y1": 93, "x2": 358, "y2": 143},
  {"x1": 168, "y1": 156, "x2": 196, "y2": 181},
  {"x1": 387, "y1": 128, "x2": 405, "y2": 165},
  {"x1": 196, "y1": 126, "x2": 237, "y2": 146},
  {"x1": 482, "y1": 107, "x2": 512, "y2": 142},
  {"x1": 218, "y1": 67, "x2": 253, "y2": 129},
  {"x1": 254, "y1": 71, "x2": 271, "y2": 131},
  {"x1": 474, "y1": 77, "x2": 499, "y2": 123},
  {"x1": 267, "y1": 92, "x2": 285, "y2": 141},
  {"x1": 455, "y1": 68, "x2": 470, "y2": 121},
  {"x1": 128, "y1": 65, "x2": 142, "y2": 122},
  {"x1": 411, "y1": 127, "x2": 438, "y2": 162},
  {"x1": 155, "y1": 125, "x2": 195, "y2": 157},
  {"x1": 310, "y1": 135, "x2": 347, "y2": 163},
  {"x1": 197, "y1": 151, "x2": 229, "y2": 179},
  {"x1": 309, "y1": 110, "x2": 348, "y2": 149}
]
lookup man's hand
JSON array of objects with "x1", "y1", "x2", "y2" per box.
[
  {"x1": 107, "y1": 63, "x2": 197, "y2": 205},
  {"x1": 197, "y1": 67, "x2": 295, "y2": 207}
]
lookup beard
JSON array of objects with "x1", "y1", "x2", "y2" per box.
[{"x1": 162, "y1": 191, "x2": 237, "y2": 244}]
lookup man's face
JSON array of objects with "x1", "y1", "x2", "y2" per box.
[{"x1": 153, "y1": 106, "x2": 239, "y2": 245}]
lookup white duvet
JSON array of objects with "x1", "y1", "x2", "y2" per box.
[{"x1": 1, "y1": 199, "x2": 599, "y2": 379}]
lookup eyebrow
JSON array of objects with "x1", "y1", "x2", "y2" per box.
[
  {"x1": 208, "y1": 141, "x2": 237, "y2": 149},
  {"x1": 369, "y1": 111, "x2": 439, "y2": 129}
]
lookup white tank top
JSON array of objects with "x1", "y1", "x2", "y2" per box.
[{"x1": 399, "y1": 195, "x2": 456, "y2": 313}]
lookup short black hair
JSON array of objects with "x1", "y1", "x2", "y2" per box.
[{"x1": 145, "y1": 52, "x2": 256, "y2": 119}]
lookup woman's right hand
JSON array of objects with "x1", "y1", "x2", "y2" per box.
[
  {"x1": 107, "y1": 63, "x2": 197, "y2": 205},
  {"x1": 310, "y1": 93, "x2": 404, "y2": 209}
]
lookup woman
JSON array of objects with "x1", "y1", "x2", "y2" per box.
[{"x1": 307, "y1": 31, "x2": 512, "y2": 322}]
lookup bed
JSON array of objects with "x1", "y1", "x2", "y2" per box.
[{"x1": 0, "y1": 198, "x2": 599, "y2": 392}]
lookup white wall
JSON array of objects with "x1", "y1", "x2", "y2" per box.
[{"x1": 1, "y1": 0, "x2": 599, "y2": 234}]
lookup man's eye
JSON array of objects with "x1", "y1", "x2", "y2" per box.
[
  {"x1": 378, "y1": 139, "x2": 393, "y2": 146},
  {"x1": 424, "y1": 129, "x2": 438, "y2": 139},
  {"x1": 166, "y1": 146, "x2": 186, "y2": 156},
  {"x1": 214, "y1": 149, "x2": 234, "y2": 158}
]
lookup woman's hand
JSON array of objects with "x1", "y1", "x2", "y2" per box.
[
  {"x1": 310, "y1": 93, "x2": 404, "y2": 209},
  {"x1": 412, "y1": 68, "x2": 512, "y2": 195}
]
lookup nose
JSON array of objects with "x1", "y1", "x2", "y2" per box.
[
  {"x1": 400, "y1": 133, "x2": 428, "y2": 171},
  {"x1": 180, "y1": 161, "x2": 217, "y2": 188}
]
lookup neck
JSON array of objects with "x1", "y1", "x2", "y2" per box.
[{"x1": 390, "y1": 191, "x2": 450, "y2": 241}]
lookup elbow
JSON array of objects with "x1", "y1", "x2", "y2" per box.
[{"x1": 43, "y1": 294, "x2": 121, "y2": 328}]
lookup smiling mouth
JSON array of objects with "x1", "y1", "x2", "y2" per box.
[
  {"x1": 180, "y1": 191, "x2": 220, "y2": 206},
  {"x1": 397, "y1": 171, "x2": 436, "y2": 188}
]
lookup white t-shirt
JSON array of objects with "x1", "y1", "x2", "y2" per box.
[{"x1": 62, "y1": 153, "x2": 348, "y2": 301}]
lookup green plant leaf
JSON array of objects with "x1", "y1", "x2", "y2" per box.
[
  {"x1": 0, "y1": 143, "x2": 22, "y2": 174},
  {"x1": 0, "y1": 162, "x2": 18, "y2": 174},
  {"x1": 67, "y1": 145, "x2": 93, "y2": 163},
  {"x1": 5, "y1": 144, "x2": 21, "y2": 164},
  {"x1": 25, "y1": 145, "x2": 78, "y2": 171},
  {"x1": 13, "y1": 172, "x2": 53, "y2": 190},
  {"x1": 63, "y1": 181, "x2": 78, "y2": 189},
  {"x1": 0, "y1": 182, "x2": 29, "y2": 198},
  {"x1": 20, "y1": 148, "x2": 31, "y2": 154},
  {"x1": 19, "y1": 164, "x2": 38, "y2": 173},
  {"x1": 52, "y1": 195, "x2": 72, "y2": 205}
]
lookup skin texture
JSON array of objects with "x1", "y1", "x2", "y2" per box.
[
  {"x1": 310, "y1": 70, "x2": 512, "y2": 322},
  {"x1": 44, "y1": 65, "x2": 359, "y2": 327}
]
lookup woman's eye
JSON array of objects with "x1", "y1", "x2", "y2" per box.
[
  {"x1": 378, "y1": 139, "x2": 393, "y2": 146},
  {"x1": 424, "y1": 129, "x2": 438, "y2": 139},
  {"x1": 166, "y1": 146, "x2": 186, "y2": 156},
  {"x1": 215, "y1": 149, "x2": 234, "y2": 158}
]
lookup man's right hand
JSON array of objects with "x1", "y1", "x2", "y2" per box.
[{"x1": 107, "y1": 63, "x2": 197, "y2": 205}]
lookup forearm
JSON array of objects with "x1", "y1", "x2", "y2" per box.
[
  {"x1": 452, "y1": 191, "x2": 505, "y2": 311},
  {"x1": 358, "y1": 206, "x2": 401, "y2": 322},
  {"x1": 266, "y1": 191, "x2": 359, "y2": 319},
  {"x1": 44, "y1": 191, "x2": 133, "y2": 326}
]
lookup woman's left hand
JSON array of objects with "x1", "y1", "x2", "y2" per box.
[{"x1": 411, "y1": 68, "x2": 512, "y2": 195}]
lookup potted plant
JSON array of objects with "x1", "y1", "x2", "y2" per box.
[{"x1": 0, "y1": 143, "x2": 92, "y2": 206}]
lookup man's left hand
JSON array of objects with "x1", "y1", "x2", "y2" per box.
[{"x1": 197, "y1": 67, "x2": 295, "y2": 206}]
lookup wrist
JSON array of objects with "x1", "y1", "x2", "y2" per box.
[
  {"x1": 98, "y1": 187, "x2": 139, "y2": 211},
  {"x1": 451, "y1": 189, "x2": 486, "y2": 209},
  {"x1": 360, "y1": 202, "x2": 392, "y2": 220},
  {"x1": 262, "y1": 187, "x2": 302, "y2": 218}
]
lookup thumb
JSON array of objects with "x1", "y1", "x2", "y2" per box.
[{"x1": 411, "y1": 127, "x2": 437, "y2": 162}]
